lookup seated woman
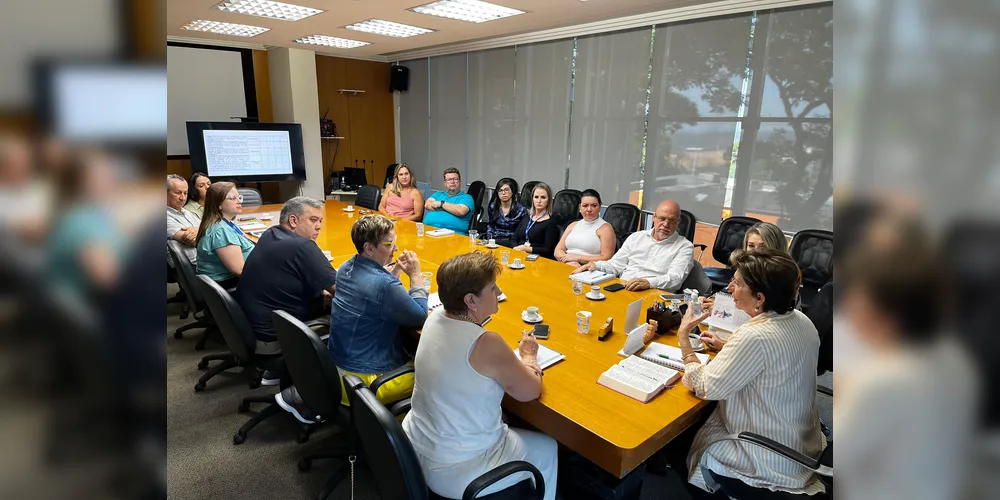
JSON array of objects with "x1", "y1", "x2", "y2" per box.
[
  {"x1": 744, "y1": 221, "x2": 788, "y2": 253},
  {"x1": 185, "y1": 172, "x2": 210, "y2": 218},
  {"x1": 378, "y1": 163, "x2": 424, "y2": 221},
  {"x1": 485, "y1": 178, "x2": 526, "y2": 246},
  {"x1": 510, "y1": 182, "x2": 559, "y2": 260},
  {"x1": 674, "y1": 248, "x2": 826, "y2": 499},
  {"x1": 327, "y1": 214, "x2": 428, "y2": 405},
  {"x1": 402, "y1": 251, "x2": 557, "y2": 500},
  {"x1": 553, "y1": 189, "x2": 615, "y2": 267},
  {"x1": 195, "y1": 182, "x2": 254, "y2": 289}
]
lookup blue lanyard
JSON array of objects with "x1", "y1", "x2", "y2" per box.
[
  {"x1": 223, "y1": 218, "x2": 254, "y2": 244},
  {"x1": 525, "y1": 212, "x2": 547, "y2": 239}
]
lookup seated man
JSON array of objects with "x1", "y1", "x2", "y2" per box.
[
  {"x1": 238, "y1": 196, "x2": 336, "y2": 359},
  {"x1": 422, "y1": 167, "x2": 474, "y2": 235},
  {"x1": 166, "y1": 174, "x2": 201, "y2": 264},
  {"x1": 572, "y1": 200, "x2": 693, "y2": 292}
]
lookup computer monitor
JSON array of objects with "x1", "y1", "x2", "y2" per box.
[
  {"x1": 341, "y1": 167, "x2": 368, "y2": 191},
  {"x1": 186, "y1": 121, "x2": 307, "y2": 183}
]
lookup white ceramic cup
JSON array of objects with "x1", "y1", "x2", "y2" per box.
[
  {"x1": 347, "y1": 205, "x2": 354, "y2": 211},
  {"x1": 488, "y1": 238, "x2": 496, "y2": 246},
  {"x1": 589, "y1": 286, "x2": 602, "y2": 297},
  {"x1": 513, "y1": 258, "x2": 522, "y2": 267},
  {"x1": 526, "y1": 306, "x2": 540, "y2": 319}
]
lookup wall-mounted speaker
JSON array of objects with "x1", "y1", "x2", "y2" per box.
[{"x1": 389, "y1": 64, "x2": 409, "y2": 93}]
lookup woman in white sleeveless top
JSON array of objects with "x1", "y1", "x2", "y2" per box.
[
  {"x1": 554, "y1": 189, "x2": 616, "y2": 267},
  {"x1": 401, "y1": 252, "x2": 557, "y2": 500}
]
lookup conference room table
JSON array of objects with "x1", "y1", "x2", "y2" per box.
[{"x1": 242, "y1": 200, "x2": 713, "y2": 480}]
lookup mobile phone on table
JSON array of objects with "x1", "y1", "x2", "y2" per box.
[
  {"x1": 531, "y1": 324, "x2": 550, "y2": 340},
  {"x1": 603, "y1": 283, "x2": 626, "y2": 292},
  {"x1": 525, "y1": 254, "x2": 539, "y2": 261}
]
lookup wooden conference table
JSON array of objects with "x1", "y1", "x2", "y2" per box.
[{"x1": 242, "y1": 200, "x2": 712, "y2": 479}]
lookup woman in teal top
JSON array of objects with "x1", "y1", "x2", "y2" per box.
[{"x1": 196, "y1": 181, "x2": 254, "y2": 288}]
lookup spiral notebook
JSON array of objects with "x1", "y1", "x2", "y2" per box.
[
  {"x1": 514, "y1": 343, "x2": 565, "y2": 370},
  {"x1": 703, "y1": 292, "x2": 751, "y2": 333},
  {"x1": 637, "y1": 342, "x2": 709, "y2": 372}
]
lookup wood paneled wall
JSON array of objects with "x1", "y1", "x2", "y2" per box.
[{"x1": 315, "y1": 55, "x2": 396, "y2": 192}]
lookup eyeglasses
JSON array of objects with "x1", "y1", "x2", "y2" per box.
[
  {"x1": 654, "y1": 216, "x2": 680, "y2": 226},
  {"x1": 444, "y1": 177, "x2": 461, "y2": 183},
  {"x1": 379, "y1": 239, "x2": 396, "y2": 247},
  {"x1": 497, "y1": 188, "x2": 512, "y2": 193},
  {"x1": 225, "y1": 194, "x2": 244, "y2": 202}
]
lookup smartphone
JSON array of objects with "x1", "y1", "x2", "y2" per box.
[
  {"x1": 604, "y1": 283, "x2": 626, "y2": 292},
  {"x1": 525, "y1": 254, "x2": 540, "y2": 261},
  {"x1": 531, "y1": 324, "x2": 550, "y2": 340}
]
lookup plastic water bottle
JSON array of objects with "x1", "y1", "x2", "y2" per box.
[{"x1": 686, "y1": 289, "x2": 702, "y2": 315}]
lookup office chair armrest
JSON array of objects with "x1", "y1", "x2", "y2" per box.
[
  {"x1": 817, "y1": 385, "x2": 833, "y2": 397},
  {"x1": 463, "y1": 460, "x2": 545, "y2": 500},
  {"x1": 693, "y1": 244, "x2": 707, "y2": 262},
  {"x1": 389, "y1": 398, "x2": 411, "y2": 417},
  {"x1": 369, "y1": 365, "x2": 415, "y2": 395},
  {"x1": 342, "y1": 374, "x2": 367, "y2": 403},
  {"x1": 304, "y1": 317, "x2": 330, "y2": 330},
  {"x1": 736, "y1": 432, "x2": 821, "y2": 471}
]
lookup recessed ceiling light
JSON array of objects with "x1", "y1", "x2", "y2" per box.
[
  {"x1": 409, "y1": 0, "x2": 525, "y2": 23},
  {"x1": 215, "y1": 0, "x2": 323, "y2": 22},
  {"x1": 293, "y1": 35, "x2": 370, "y2": 49},
  {"x1": 344, "y1": 19, "x2": 434, "y2": 38},
  {"x1": 180, "y1": 19, "x2": 270, "y2": 37}
]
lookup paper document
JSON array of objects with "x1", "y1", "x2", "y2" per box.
[
  {"x1": 427, "y1": 228, "x2": 455, "y2": 237},
  {"x1": 569, "y1": 270, "x2": 615, "y2": 285},
  {"x1": 238, "y1": 222, "x2": 268, "y2": 231},
  {"x1": 703, "y1": 293, "x2": 751, "y2": 333},
  {"x1": 514, "y1": 343, "x2": 565, "y2": 370},
  {"x1": 638, "y1": 342, "x2": 710, "y2": 372},
  {"x1": 624, "y1": 298, "x2": 643, "y2": 333}
]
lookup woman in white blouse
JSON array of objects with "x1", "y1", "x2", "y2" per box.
[
  {"x1": 554, "y1": 189, "x2": 616, "y2": 267},
  {"x1": 675, "y1": 248, "x2": 826, "y2": 499}
]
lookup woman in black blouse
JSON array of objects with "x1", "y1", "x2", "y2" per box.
[
  {"x1": 511, "y1": 182, "x2": 559, "y2": 260},
  {"x1": 486, "y1": 178, "x2": 526, "y2": 247}
]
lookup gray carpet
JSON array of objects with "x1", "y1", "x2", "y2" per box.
[{"x1": 166, "y1": 284, "x2": 833, "y2": 500}]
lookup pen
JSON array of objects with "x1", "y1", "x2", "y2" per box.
[{"x1": 658, "y1": 354, "x2": 676, "y2": 361}]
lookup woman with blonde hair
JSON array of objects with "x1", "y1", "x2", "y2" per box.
[
  {"x1": 743, "y1": 222, "x2": 788, "y2": 253},
  {"x1": 378, "y1": 163, "x2": 424, "y2": 221},
  {"x1": 510, "y1": 182, "x2": 559, "y2": 260}
]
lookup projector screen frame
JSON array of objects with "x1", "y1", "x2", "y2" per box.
[
  {"x1": 166, "y1": 42, "x2": 258, "y2": 159},
  {"x1": 186, "y1": 121, "x2": 307, "y2": 183}
]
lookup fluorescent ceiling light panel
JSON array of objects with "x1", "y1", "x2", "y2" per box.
[
  {"x1": 409, "y1": 0, "x2": 525, "y2": 23},
  {"x1": 345, "y1": 19, "x2": 434, "y2": 38},
  {"x1": 215, "y1": 0, "x2": 323, "y2": 22},
  {"x1": 293, "y1": 35, "x2": 370, "y2": 49},
  {"x1": 180, "y1": 20, "x2": 270, "y2": 37}
]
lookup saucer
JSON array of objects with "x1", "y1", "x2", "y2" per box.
[
  {"x1": 508, "y1": 263, "x2": 525, "y2": 270},
  {"x1": 521, "y1": 311, "x2": 543, "y2": 324},
  {"x1": 586, "y1": 292, "x2": 606, "y2": 301},
  {"x1": 485, "y1": 244, "x2": 499, "y2": 249},
  {"x1": 343, "y1": 208, "x2": 355, "y2": 212}
]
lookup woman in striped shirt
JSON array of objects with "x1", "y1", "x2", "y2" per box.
[{"x1": 676, "y1": 248, "x2": 826, "y2": 499}]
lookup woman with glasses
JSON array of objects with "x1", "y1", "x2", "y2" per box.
[
  {"x1": 378, "y1": 163, "x2": 424, "y2": 221},
  {"x1": 195, "y1": 182, "x2": 254, "y2": 289},
  {"x1": 510, "y1": 182, "x2": 559, "y2": 260},
  {"x1": 553, "y1": 189, "x2": 616, "y2": 267},
  {"x1": 485, "y1": 178, "x2": 526, "y2": 246},
  {"x1": 327, "y1": 214, "x2": 428, "y2": 405}
]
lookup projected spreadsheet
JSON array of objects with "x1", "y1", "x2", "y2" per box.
[{"x1": 203, "y1": 130, "x2": 293, "y2": 176}]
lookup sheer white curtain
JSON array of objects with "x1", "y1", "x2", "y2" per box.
[
  {"x1": 428, "y1": 53, "x2": 468, "y2": 189},
  {"x1": 513, "y1": 40, "x2": 573, "y2": 191},
  {"x1": 467, "y1": 48, "x2": 515, "y2": 188},
  {"x1": 398, "y1": 58, "x2": 429, "y2": 183}
]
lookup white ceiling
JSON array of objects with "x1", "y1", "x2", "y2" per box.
[{"x1": 166, "y1": 0, "x2": 820, "y2": 60}]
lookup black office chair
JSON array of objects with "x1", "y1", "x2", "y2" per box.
[
  {"x1": 468, "y1": 180, "x2": 486, "y2": 210},
  {"x1": 603, "y1": 203, "x2": 641, "y2": 250},
  {"x1": 470, "y1": 205, "x2": 484, "y2": 235},
  {"x1": 356, "y1": 184, "x2": 382, "y2": 211},
  {"x1": 707, "y1": 433, "x2": 832, "y2": 496},
  {"x1": 678, "y1": 209, "x2": 708, "y2": 260},
  {"x1": 166, "y1": 241, "x2": 217, "y2": 349},
  {"x1": 344, "y1": 375, "x2": 546, "y2": 500},
  {"x1": 808, "y1": 281, "x2": 834, "y2": 382},
  {"x1": 237, "y1": 187, "x2": 263, "y2": 207},
  {"x1": 702, "y1": 216, "x2": 761, "y2": 293},
  {"x1": 552, "y1": 189, "x2": 582, "y2": 230},
  {"x1": 789, "y1": 229, "x2": 833, "y2": 312},
  {"x1": 519, "y1": 181, "x2": 540, "y2": 208},
  {"x1": 272, "y1": 312, "x2": 414, "y2": 500}
]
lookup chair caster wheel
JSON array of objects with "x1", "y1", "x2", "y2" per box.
[
  {"x1": 298, "y1": 458, "x2": 311, "y2": 471},
  {"x1": 296, "y1": 432, "x2": 310, "y2": 444},
  {"x1": 233, "y1": 433, "x2": 246, "y2": 445},
  {"x1": 238, "y1": 401, "x2": 251, "y2": 413},
  {"x1": 174, "y1": 331, "x2": 183, "y2": 339},
  {"x1": 197, "y1": 359, "x2": 209, "y2": 370},
  {"x1": 194, "y1": 382, "x2": 206, "y2": 392},
  {"x1": 248, "y1": 379, "x2": 261, "y2": 390}
]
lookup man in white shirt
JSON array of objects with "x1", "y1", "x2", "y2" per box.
[
  {"x1": 166, "y1": 174, "x2": 201, "y2": 264},
  {"x1": 572, "y1": 200, "x2": 693, "y2": 291}
]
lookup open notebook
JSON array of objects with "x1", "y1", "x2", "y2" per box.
[
  {"x1": 569, "y1": 270, "x2": 616, "y2": 285},
  {"x1": 598, "y1": 355, "x2": 681, "y2": 403},
  {"x1": 426, "y1": 228, "x2": 455, "y2": 237},
  {"x1": 514, "y1": 343, "x2": 565, "y2": 370},
  {"x1": 636, "y1": 342, "x2": 710, "y2": 372}
]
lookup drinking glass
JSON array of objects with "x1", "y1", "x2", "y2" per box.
[
  {"x1": 576, "y1": 311, "x2": 592, "y2": 334},
  {"x1": 572, "y1": 281, "x2": 583, "y2": 295},
  {"x1": 469, "y1": 229, "x2": 479, "y2": 244},
  {"x1": 416, "y1": 223, "x2": 424, "y2": 237},
  {"x1": 500, "y1": 250, "x2": 510, "y2": 265}
]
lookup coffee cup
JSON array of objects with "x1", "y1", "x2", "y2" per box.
[
  {"x1": 513, "y1": 257, "x2": 523, "y2": 267},
  {"x1": 488, "y1": 238, "x2": 496, "y2": 246},
  {"x1": 347, "y1": 204, "x2": 354, "y2": 211},
  {"x1": 588, "y1": 286, "x2": 602, "y2": 297},
  {"x1": 526, "y1": 306, "x2": 540, "y2": 320}
]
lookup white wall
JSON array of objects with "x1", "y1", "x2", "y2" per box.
[{"x1": 268, "y1": 47, "x2": 324, "y2": 201}]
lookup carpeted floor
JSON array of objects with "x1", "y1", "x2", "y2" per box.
[{"x1": 165, "y1": 283, "x2": 833, "y2": 500}]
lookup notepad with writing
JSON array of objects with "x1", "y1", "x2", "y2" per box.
[
  {"x1": 569, "y1": 270, "x2": 616, "y2": 285},
  {"x1": 426, "y1": 228, "x2": 455, "y2": 237},
  {"x1": 637, "y1": 342, "x2": 709, "y2": 372},
  {"x1": 597, "y1": 355, "x2": 681, "y2": 403},
  {"x1": 514, "y1": 343, "x2": 565, "y2": 370},
  {"x1": 703, "y1": 292, "x2": 750, "y2": 334}
]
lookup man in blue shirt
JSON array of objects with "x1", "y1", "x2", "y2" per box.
[{"x1": 422, "y1": 167, "x2": 474, "y2": 235}]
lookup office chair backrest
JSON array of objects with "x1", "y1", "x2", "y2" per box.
[
  {"x1": 345, "y1": 375, "x2": 430, "y2": 500},
  {"x1": 807, "y1": 281, "x2": 834, "y2": 376},
  {"x1": 272, "y1": 310, "x2": 348, "y2": 423},
  {"x1": 519, "y1": 181, "x2": 540, "y2": 208},
  {"x1": 789, "y1": 229, "x2": 833, "y2": 290},
  {"x1": 385, "y1": 163, "x2": 399, "y2": 187},
  {"x1": 470, "y1": 205, "x2": 484, "y2": 234},
  {"x1": 237, "y1": 187, "x2": 263, "y2": 207},
  {"x1": 711, "y1": 216, "x2": 761, "y2": 267},
  {"x1": 196, "y1": 275, "x2": 255, "y2": 361},
  {"x1": 487, "y1": 178, "x2": 519, "y2": 221},
  {"x1": 552, "y1": 189, "x2": 582, "y2": 229},
  {"x1": 355, "y1": 184, "x2": 382, "y2": 210},
  {"x1": 468, "y1": 180, "x2": 486, "y2": 210},
  {"x1": 678, "y1": 209, "x2": 697, "y2": 243},
  {"x1": 680, "y1": 260, "x2": 713, "y2": 296},
  {"x1": 166, "y1": 240, "x2": 204, "y2": 313},
  {"x1": 603, "y1": 203, "x2": 641, "y2": 248}
]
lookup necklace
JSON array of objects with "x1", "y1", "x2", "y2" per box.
[{"x1": 453, "y1": 313, "x2": 481, "y2": 326}]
